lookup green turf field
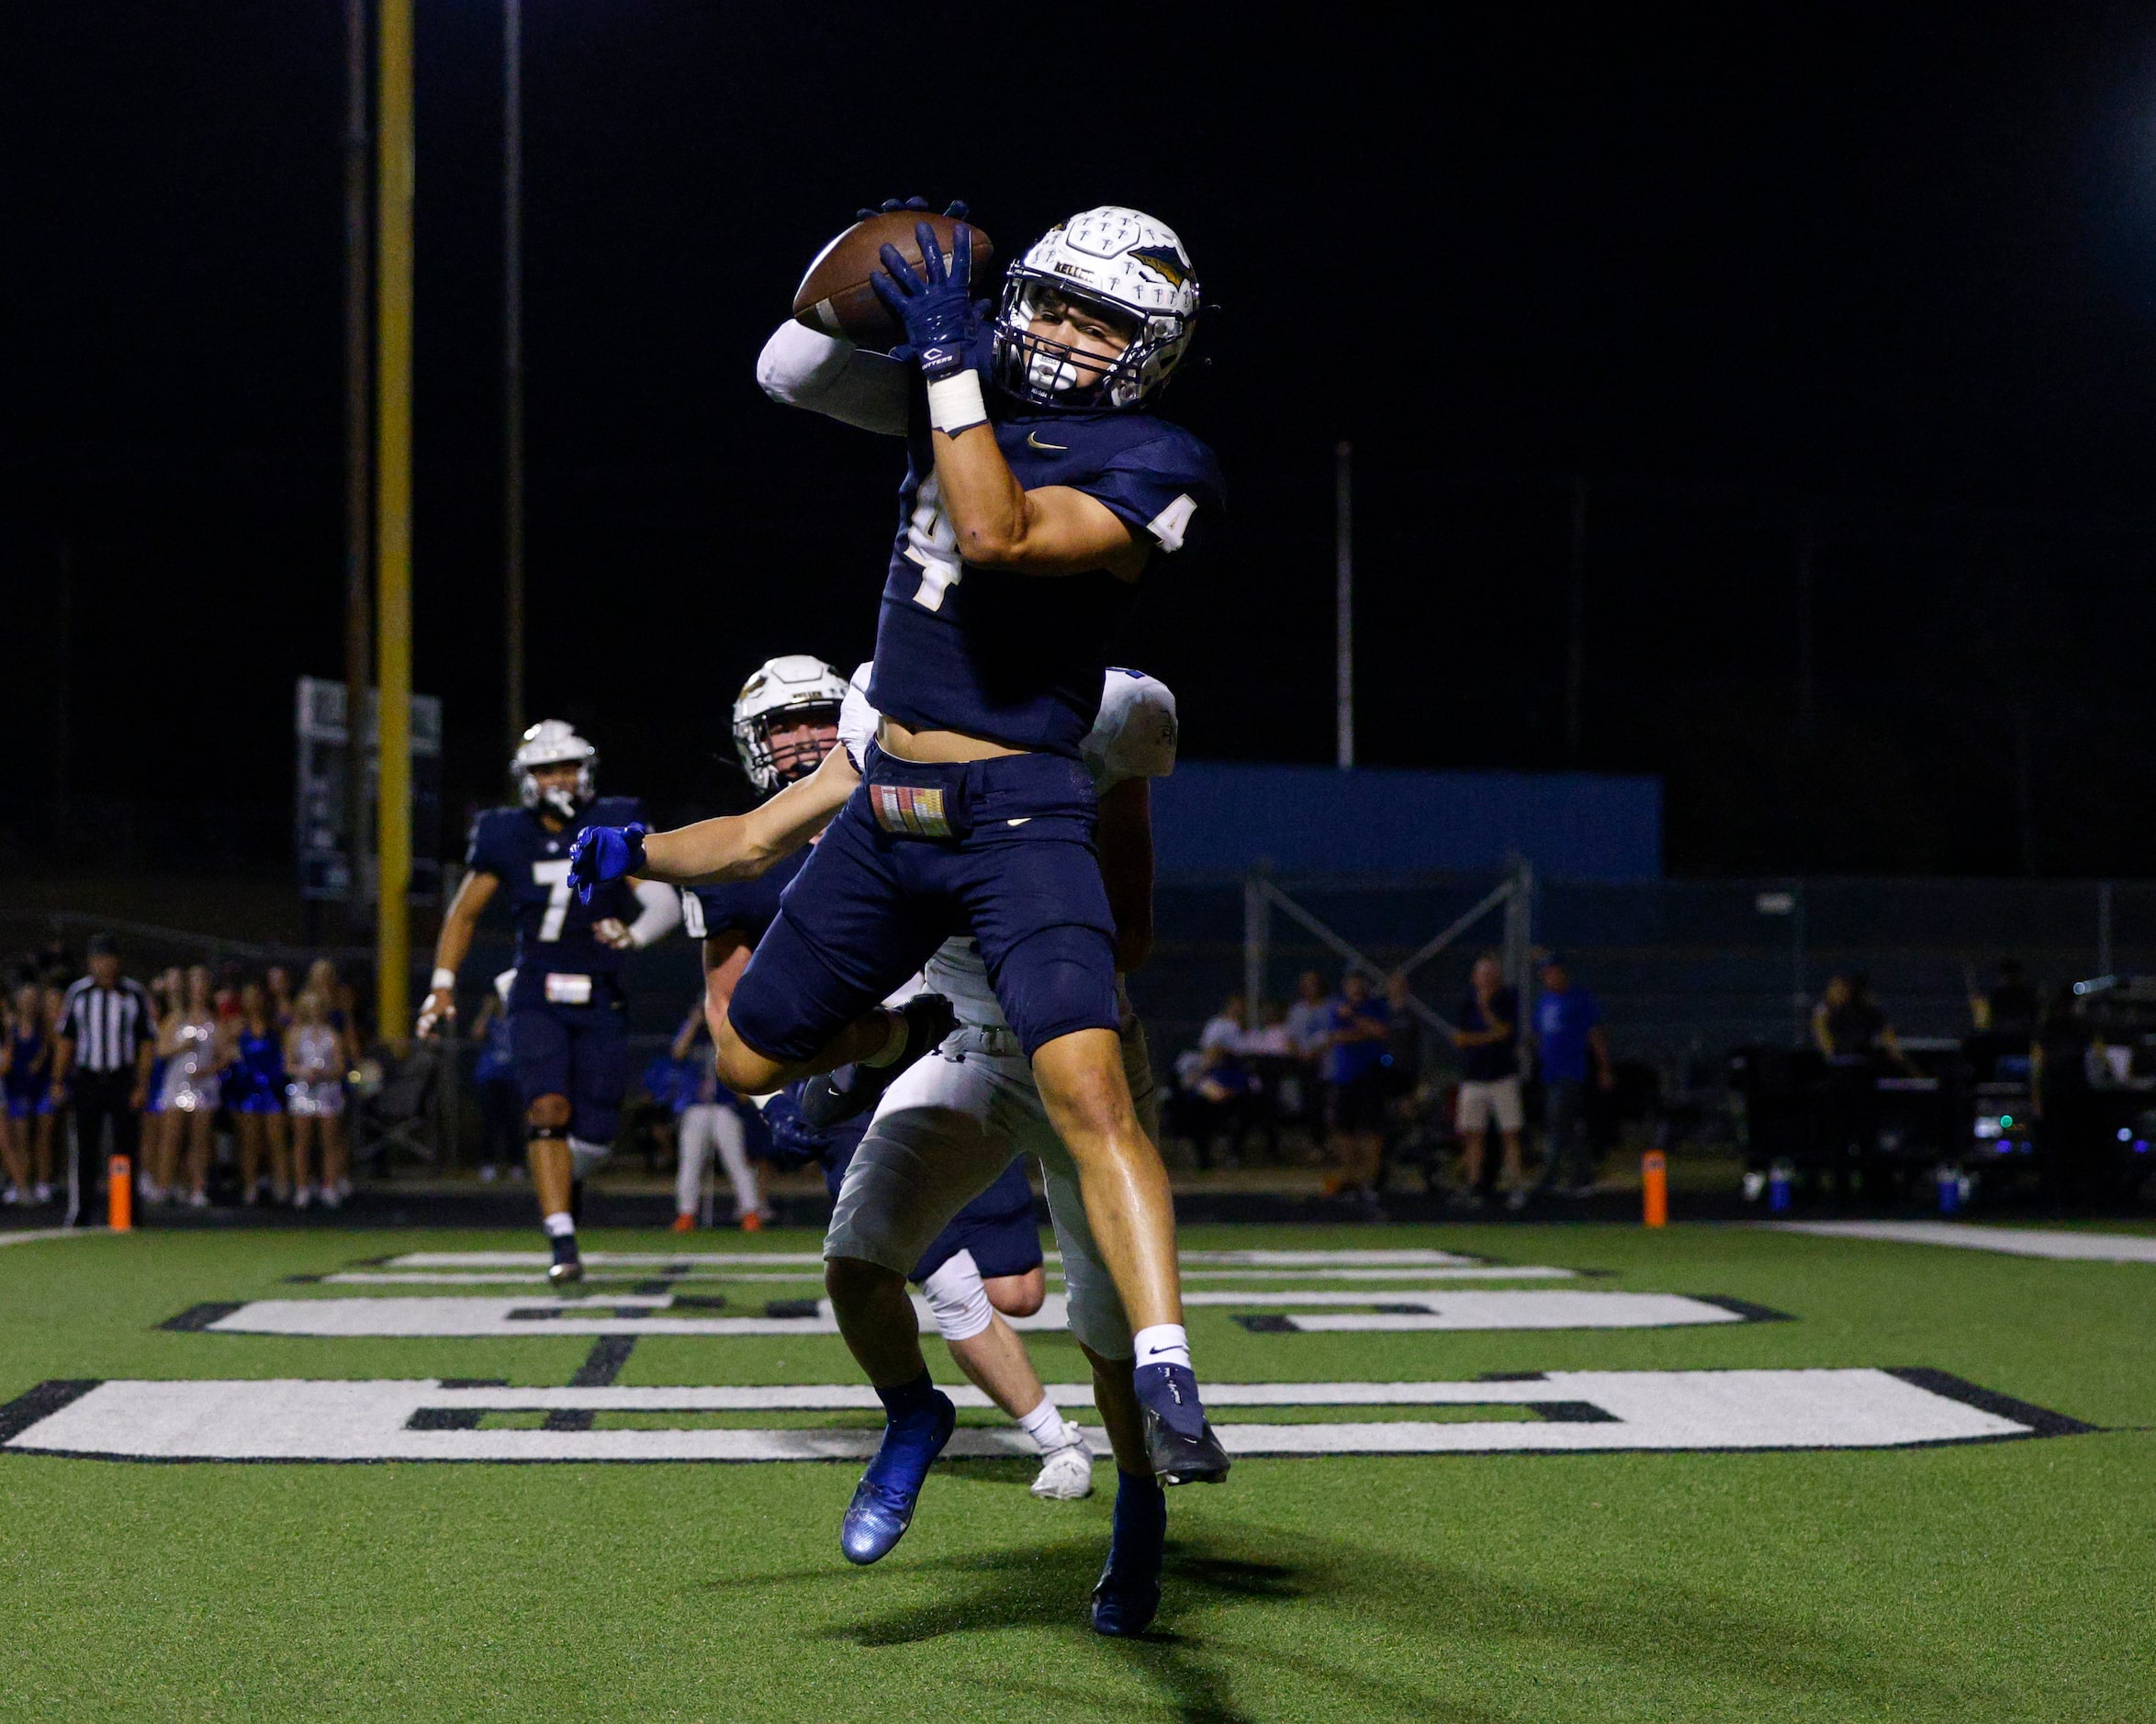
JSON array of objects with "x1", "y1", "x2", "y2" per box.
[{"x1": 1, "y1": 1221, "x2": 2150, "y2": 1721}]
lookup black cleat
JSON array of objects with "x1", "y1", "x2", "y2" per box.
[
  {"x1": 547, "y1": 1233, "x2": 583, "y2": 1288},
  {"x1": 799, "y1": 994, "x2": 958, "y2": 1128},
  {"x1": 1135, "y1": 1362, "x2": 1230, "y2": 1486}
]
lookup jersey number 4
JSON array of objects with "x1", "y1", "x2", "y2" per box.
[
  {"x1": 533, "y1": 860, "x2": 572, "y2": 942},
  {"x1": 904, "y1": 473, "x2": 962, "y2": 610}
]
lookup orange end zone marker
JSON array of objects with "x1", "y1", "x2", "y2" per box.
[
  {"x1": 1641, "y1": 1150, "x2": 1668, "y2": 1228},
  {"x1": 107, "y1": 1155, "x2": 133, "y2": 1233}
]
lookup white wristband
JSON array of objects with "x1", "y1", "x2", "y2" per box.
[
  {"x1": 430, "y1": 968, "x2": 456, "y2": 992},
  {"x1": 926, "y1": 370, "x2": 988, "y2": 436}
]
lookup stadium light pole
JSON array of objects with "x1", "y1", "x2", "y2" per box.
[
  {"x1": 342, "y1": 0, "x2": 373, "y2": 939},
  {"x1": 376, "y1": 0, "x2": 415, "y2": 1049},
  {"x1": 1335, "y1": 440, "x2": 1353, "y2": 769},
  {"x1": 502, "y1": 0, "x2": 526, "y2": 757}
]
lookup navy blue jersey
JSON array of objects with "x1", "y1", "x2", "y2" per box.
[
  {"x1": 681, "y1": 846, "x2": 809, "y2": 946},
  {"x1": 466, "y1": 798, "x2": 645, "y2": 1003},
  {"x1": 869, "y1": 397, "x2": 1223, "y2": 756}
]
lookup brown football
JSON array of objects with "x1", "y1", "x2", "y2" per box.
[{"x1": 792, "y1": 210, "x2": 994, "y2": 351}]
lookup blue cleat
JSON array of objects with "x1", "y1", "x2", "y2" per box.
[
  {"x1": 1134, "y1": 1362, "x2": 1230, "y2": 1485},
  {"x1": 839, "y1": 1388, "x2": 956, "y2": 1565},
  {"x1": 1090, "y1": 1471, "x2": 1168, "y2": 1637}
]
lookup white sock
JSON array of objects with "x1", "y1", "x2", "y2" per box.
[
  {"x1": 1133, "y1": 1323, "x2": 1191, "y2": 1371},
  {"x1": 542, "y1": 1211, "x2": 575, "y2": 1239},
  {"x1": 1017, "y1": 1396, "x2": 1068, "y2": 1451},
  {"x1": 858, "y1": 1009, "x2": 908, "y2": 1068}
]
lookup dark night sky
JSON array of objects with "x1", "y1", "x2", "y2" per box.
[{"x1": 8, "y1": 4, "x2": 2156, "y2": 875}]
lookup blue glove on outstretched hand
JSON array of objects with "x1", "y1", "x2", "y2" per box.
[
  {"x1": 567, "y1": 822, "x2": 646, "y2": 903},
  {"x1": 872, "y1": 219, "x2": 981, "y2": 380}
]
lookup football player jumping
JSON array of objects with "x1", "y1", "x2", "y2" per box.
[
  {"x1": 577, "y1": 662, "x2": 1188, "y2": 1632},
  {"x1": 574, "y1": 202, "x2": 1227, "y2": 1499},
  {"x1": 419, "y1": 722, "x2": 679, "y2": 1284}
]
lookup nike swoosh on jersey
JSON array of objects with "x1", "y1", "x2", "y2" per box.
[
  {"x1": 1027, "y1": 432, "x2": 1069, "y2": 452},
  {"x1": 1006, "y1": 817, "x2": 1032, "y2": 826}
]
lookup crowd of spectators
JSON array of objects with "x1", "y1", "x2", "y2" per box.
[
  {"x1": 0, "y1": 934, "x2": 364, "y2": 1222},
  {"x1": 1168, "y1": 952, "x2": 1617, "y2": 1208}
]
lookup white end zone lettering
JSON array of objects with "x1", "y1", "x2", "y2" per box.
[{"x1": 0, "y1": 1370, "x2": 2094, "y2": 1464}]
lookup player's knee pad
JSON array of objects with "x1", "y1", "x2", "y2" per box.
[
  {"x1": 994, "y1": 924, "x2": 1119, "y2": 1058},
  {"x1": 919, "y1": 1248, "x2": 995, "y2": 1343},
  {"x1": 567, "y1": 1135, "x2": 612, "y2": 1178},
  {"x1": 527, "y1": 1121, "x2": 568, "y2": 1145}
]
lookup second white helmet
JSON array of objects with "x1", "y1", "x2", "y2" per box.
[
  {"x1": 512, "y1": 720, "x2": 597, "y2": 818},
  {"x1": 732, "y1": 655, "x2": 849, "y2": 792}
]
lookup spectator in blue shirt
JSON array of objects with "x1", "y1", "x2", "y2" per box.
[
  {"x1": 1531, "y1": 954, "x2": 1613, "y2": 1196},
  {"x1": 469, "y1": 974, "x2": 522, "y2": 1183},
  {"x1": 1323, "y1": 970, "x2": 1393, "y2": 1208}
]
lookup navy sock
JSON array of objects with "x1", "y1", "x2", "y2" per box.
[
  {"x1": 873, "y1": 1370, "x2": 938, "y2": 1423},
  {"x1": 549, "y1": 1232, "x2": 578, "y2": 1265},
  {"x1": 1109, "y1": 1470, "x2": 1167, "y2": 1563}
]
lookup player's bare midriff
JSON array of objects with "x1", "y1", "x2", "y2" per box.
[{"x1": 876, "y1": 715, "x2": 1027, "y2": 764}]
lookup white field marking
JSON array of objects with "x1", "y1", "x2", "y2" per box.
[
  {"x1": 196, "y1": 1294, "x2": 1071, "y2": 1338},
  {"x1": 378, "y1": 1248, "x2": 1483, "y2": 1272},
  {"x1": 329, "y1": 1265, "x2": 1572, "y2": 1288},
  {"x1": 1172, "y1": 1249, "x2": 1478, "y2": 1267},
  {"x1": 1767, "y1": 1221, "x2": 2156, "y2": 1263},
  {"x1": 1177, "y1": 1266, "x2": 1575, "y2": 1282},
  {"x1": 194, "y1": 1290, "x2": 1724, "y2": 1338},
  {"x1": 319, "y1": 1271, "x2": 830, "y2": 1286},
  {"x1": 386, "y1": 1252, "x2": 829, "y2": 1269},
  {"x1": 1, "y1": 1370, "x2": 2049, "y2": 1462},
  {"x1": 0, "y1": 1229, "x2": 96, "y2": 1248},
  {"x1": 1243, "y1": 1293, "x2": 1746, "y2": 1330}
]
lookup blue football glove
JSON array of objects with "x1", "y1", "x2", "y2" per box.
[
  {"x1": 856, "y1": 196, "x2": 970, "y2": 223},
  {"x1": 567, "y1": 821, "x2": 646, "y2": 903},
  {"x1": 758, "y1": 1083, "x2": 836, "y2": 1170},
  {"x1": 871, "y1": 220, "x2": 982, "y2": 379}
]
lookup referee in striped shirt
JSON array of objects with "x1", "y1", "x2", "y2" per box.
[{"x1": 51, "y1": 935, "x2": 156, "y2": 1226}]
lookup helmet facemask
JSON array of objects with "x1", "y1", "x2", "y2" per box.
[
  {"x1": 736, "y1": 703, "x2": 840, "y2": 793},
  {"x1": 991, "y1": 274, "x2": 1192, "y2": 411}
]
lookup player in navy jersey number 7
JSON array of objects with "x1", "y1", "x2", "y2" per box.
[
  {"x1": 418, "y1": 722, "x2": 679, "y2": 1284},
  {"x1": 572, "y1": 203, "x2": 1229, "y2": 1487}
]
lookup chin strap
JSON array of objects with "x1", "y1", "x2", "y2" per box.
[{"x1": 542, "y1": 788, "x2": 583, "y2": 823}]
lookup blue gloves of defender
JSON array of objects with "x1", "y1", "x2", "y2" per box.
[
  {"x1": 567, "y1": 822, "x2": 646, "y2": 902},
  {"x1": 758, "y1": 1084, "x2": 837, "y2": 1170},
  {"x1": 873, "y1": 219, "x2": 981, "y2": 380}
]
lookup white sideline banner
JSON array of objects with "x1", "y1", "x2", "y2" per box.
[{"x1": 0, "y1": 1370, "x2": 2085, "y2": 1463}]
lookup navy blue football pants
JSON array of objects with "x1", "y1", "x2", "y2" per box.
[
  {"x1": 510, "y1": 999, "x2": 629, "y2": 1146},
  {"x1": 727, "y1": 744, "x2": 1119, "y2": 1064}
]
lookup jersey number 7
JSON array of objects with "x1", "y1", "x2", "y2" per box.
[{"x1": 533, "y1": 859, "x2": 572, "y2": 942}]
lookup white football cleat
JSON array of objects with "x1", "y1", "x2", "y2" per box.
[{"x1": 1030, "y1": 1425, "x2": 1095, "y2": 1501}]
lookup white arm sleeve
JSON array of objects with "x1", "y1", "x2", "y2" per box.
[
  {"x1": 625, "y1": 878, "x2": 684, "y2": 948},
  {"x1": 837, "y1": 661, "x2": 880, "y2": 772},
  {"x1": 756, "y1": 322, "x2": 911, "y2": 437}
]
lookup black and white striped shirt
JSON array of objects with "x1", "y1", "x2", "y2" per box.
[{"x1": 58, "y1": 976, "x2": 156, "y2": 1073}]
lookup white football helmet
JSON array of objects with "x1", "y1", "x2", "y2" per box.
[
  {"x1": 512, "y1": 720, "x2": 597, "y2": 820},
  {"x1": 992, "y1": 207, "x2": 1200, "y2": 411},
  {"x1": 732, "y1": 655, "x2": 849, "y2": 793}
]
